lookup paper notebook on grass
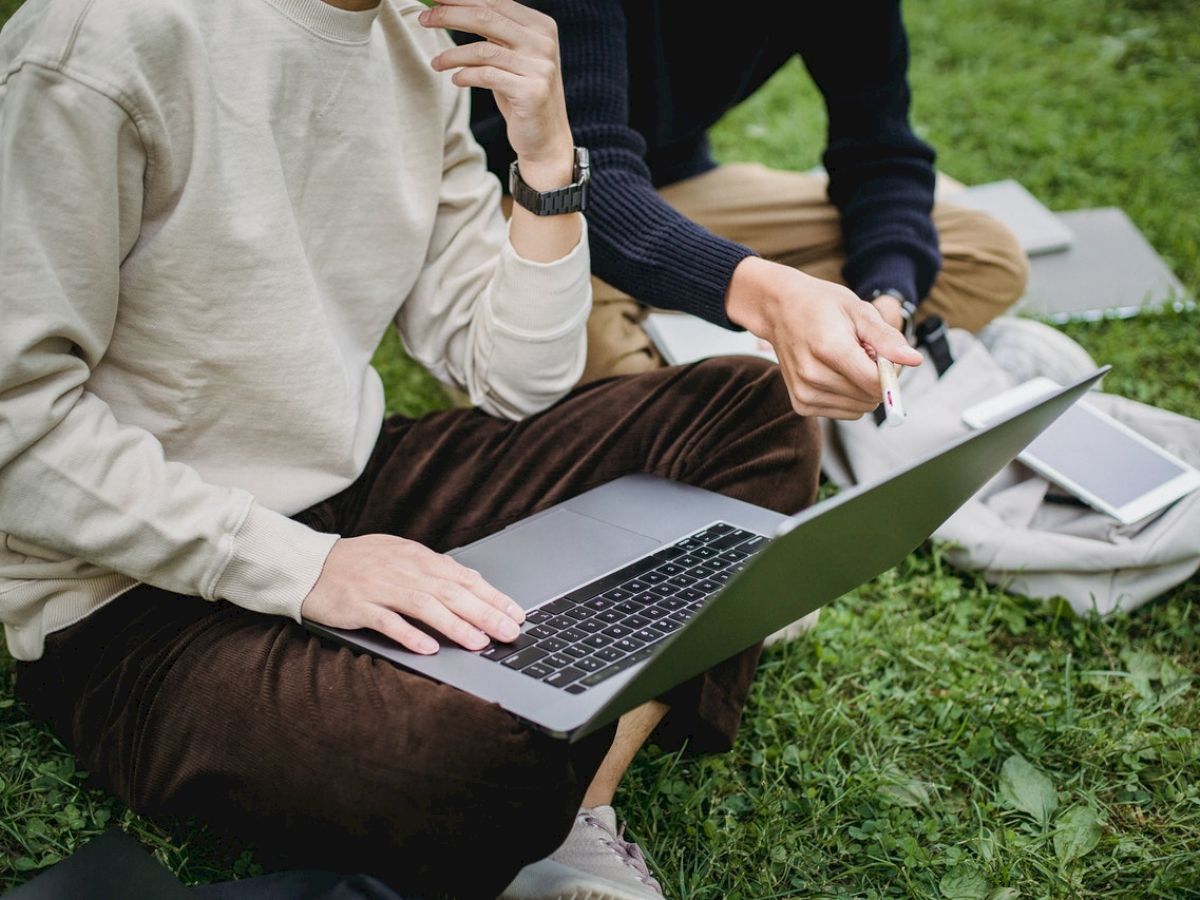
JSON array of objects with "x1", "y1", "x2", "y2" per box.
[{"x1": 1017, "y1": 207, "x2": 1194, "y2": 323}]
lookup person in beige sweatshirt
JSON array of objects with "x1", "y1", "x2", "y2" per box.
[{"x1": 0, "y1": 0, "x2": 873, "y2": 896}]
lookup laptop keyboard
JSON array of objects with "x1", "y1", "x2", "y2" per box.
[{"x1": 476, "y1": 521, "x2": 768, "y2": 693}]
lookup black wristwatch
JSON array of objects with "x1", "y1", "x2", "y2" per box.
[
  {"x1": 870, "y1": 287, "x2": 918, "y2": 344},
  {"x1": 509, "y1": 147, "x2": 590, "y2": 216}
]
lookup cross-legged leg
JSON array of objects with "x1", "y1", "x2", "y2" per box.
[{"x1": 16, "y1": 357, "x2": 819, "y2": 898}]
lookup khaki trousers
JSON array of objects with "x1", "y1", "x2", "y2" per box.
[{"x1": 556, "y1": 163, "x2": 1029, "y2": 383}]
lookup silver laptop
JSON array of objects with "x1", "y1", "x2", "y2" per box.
[{"x1": 306, "y1": 368, "x2": 1108, "y2": 742}]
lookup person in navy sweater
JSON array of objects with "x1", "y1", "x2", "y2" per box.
[{"x1": 461, "y1": 0, "x2": 1027, "y2": 418}]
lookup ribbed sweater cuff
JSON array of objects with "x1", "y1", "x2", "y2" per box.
[
  {"x1": 214, "y1": 503, "x2": 339, "y2": 622},
  {"x1": 851, "y1": 253, "x2": 921, "y2": 308},
  {"x1": 650, "y1": 230, "x2": 756, "y2": 330}
]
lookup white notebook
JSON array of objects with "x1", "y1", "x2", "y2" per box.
[{"x1": 644, "y1": 313, "x2": 777, "y2": 366}]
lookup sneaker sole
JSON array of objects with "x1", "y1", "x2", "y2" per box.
[{"x1": 500, "y1": 859, "x2": 663, "y2": 900}]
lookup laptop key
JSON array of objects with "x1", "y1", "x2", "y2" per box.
[
  {"x1": 525, "y1": 608, "x2": 552, "y2": 625},
  {"x1": 667, "y1": 574, "x2": 697, "y2": 588},
  {"x1": 581, "y1": 634, "x2": 613, "y2": 650},
  {"x1": 622, "y1": 614, "x2": 652, "y2": 630},
  {"x1": 719, "y1": 550, "x2": 748, "y2": 563},
  {"x1": 741, "y1": 535, "x2": 769, "y2": 553},
  {"x1": 613, "y1": 637, "x2": 646, "y2": 654},
  {"x1": 708, "y1": 529, "x2": 754, "y2": 551},
  {"x1": 601, "y1": 623, "x2": 632, "y2": 639},
  {"x1": 501, "y1": 647, "x2": 547, "y2": 670},
  {"x1": 694, "y1": 579, "x2": 721, "y2": 594},
  {"x1": 543, "y1": 653, "x2": 574, "y2": 670},
  {"x1": 692, "y1": 546, "x2": 719, "y2": 559},
  {"x1": 712, "y1": 571, "x2": 732, "y2": 583},
  {"x1": 566, "y1": 684, "x2": 588, "y2": 695},
  {"x1": 546, "y1": 615, "x2": 577, "y2": 630},
  {"x1": 677, "y1": 588, "x2": 704, "y2": 602},
  {"x1": 575, "y1": 618, "x2": 605, "y2": 634},
  {"x1": 562, "y1": 644, "x2": 589, "y2": 659},
  {"x1": 656, "y1": 563, "x2": 685, "y2": 577},
  {"x1": 478, "y1": 632, "x2": 536, "y2": 661},
  {"x1": 601, "y1": 588, "x2": 632, "y2": 602},
  {"x1": 583, "y1": 597, "x2": 612, "y2": 612},
  {"x1": 544, "y1": 667, "x2": 586, "y2": 689},
  {"x1": 564, "y1": 606, "x2": 593, "y2": 621},
  {"x1": 673, "y1": 538, "x2": 704, "y2": 552},
  {"x1": 631, "y1": 592, "x2": 659, "y2": 605},
  {"x1": 690, "y1": 565, "x2": 717, "y2": 579},
  {"x1": 540, "y1": 598, "x2": 575, "y2": 616},
  {"x1": 642, "y1": 571, "x2": 668, "y2": 585},
  {"x1": 594, "y1": 646, "x2": 624, "y2": 663},
  {"x1": 649, "y1": 584, "x2": 676, "y2": 597},
  {"x1": 614, "y1": 601, "x2": 641, "y2": 615},
  {"x1": 537, "y1": 637, "x2": 568, "y2": 654},
  {"x1": 574, "y1": 656, "x2": 605, "y2": 672},
  {"x1": 563, "y1": 558, "x2": 659, "y2": 604},
  {"x1": 523, "y1": 663, "x2": 554, "y2": 680},
  {"x1": 652, "y1": 546, "x2": 685, "y2": 562},
  {"x1": 676, "y1": 555, "x2": 702, "y2": 568},
  {"x1": 707, "y1": 523, "x2": 735, "y2": 535},
  {"x1": 528, "y1": 624, "x2": 557, "y2": 639},
  {"x1": 632, "y1": 627, "x2": 666, "y2": 643},
  {"x1": 595, "y1": 609, "x2": 623, "y2": 624},
  {"x1": 558, "y1": 627, "x2": 587, "y2": 644},
  {"x1": 658, "y1": 596, "x2": 686, "y2": 611},
  {"x1": 624, "y1": 579, "x2": 651, "y2": 593}
]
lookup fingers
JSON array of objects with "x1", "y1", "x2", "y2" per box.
[
  {"x1": 420, "y1": 1, "x2": 554, "y2": 49},
  {"x1": 855, "y1": 305, "x2": 924, "y2": 369},
  {"x1": 429, "y1": 0, "x2": 551, "y2": 32},
  {"x1": 302, "y1": 535, "x2": 527, "y2": 655}
]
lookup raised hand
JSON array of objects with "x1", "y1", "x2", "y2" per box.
[{"x1": 422, "y1": 0, "x2": 573, "y2": 190}]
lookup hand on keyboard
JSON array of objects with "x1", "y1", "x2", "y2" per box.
[{"x1": 301, "y1": 535, "x2": 526, "y2": 654}]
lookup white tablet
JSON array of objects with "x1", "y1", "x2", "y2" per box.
[{"x1": 962, "y1": 377, "x2": 1200, "y2": 524}]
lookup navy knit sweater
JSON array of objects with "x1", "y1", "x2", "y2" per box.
[{"x1": 461, "y1": 1, "x2": 941, "y2": 329}]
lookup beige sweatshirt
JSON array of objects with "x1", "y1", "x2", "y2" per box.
[{"x1": 0, "y1": 0, "x2": 591, "y2": 660}]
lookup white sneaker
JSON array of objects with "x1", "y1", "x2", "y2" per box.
[
  {"x1": 500, "y1": 805, "x2": 664, "y2": 900},
  {"x1": 763, "y1": 608, "x2": 821, "y2": 648},
  {"x1": 976, "y1": 315, "x2": 1099, "y2": 387}
]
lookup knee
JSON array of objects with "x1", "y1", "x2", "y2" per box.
[
  {"x1": 934, "y1": 206, "x2": 1030, "y2": 331},
  {"x1": 971, "y1": 209, "x2": 1030, "y2": 309}
]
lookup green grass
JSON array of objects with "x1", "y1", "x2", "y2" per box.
[{"x1": 3, "y1": 0, "x2": 1200, "y2": 895}]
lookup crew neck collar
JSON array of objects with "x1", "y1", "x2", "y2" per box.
[{"x1": 264, "y1": 0, "x2": 380, "y2": 44}]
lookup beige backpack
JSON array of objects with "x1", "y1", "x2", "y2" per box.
[{"x1": 820, "y1": 320, "x2": 1200, "y2": 616}]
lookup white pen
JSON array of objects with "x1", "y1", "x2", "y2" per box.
[{"x1": 877, "y1": 357, "x2": 906, "y2": 427}]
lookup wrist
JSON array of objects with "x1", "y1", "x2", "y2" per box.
[
  {"x1": 726, "y1": 256, "x2": 791, "y2": 337},
  {"x1": 513, "y1": 139, "x2": 575, "y2": 191}
]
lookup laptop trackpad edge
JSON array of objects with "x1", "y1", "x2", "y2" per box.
[{"x1": 450, "y1": 508, "x2": 659, "y2": 610}]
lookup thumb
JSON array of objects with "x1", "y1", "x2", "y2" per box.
[{"x1": 855, "y1": 306, "x2": 923, "y2": 368}]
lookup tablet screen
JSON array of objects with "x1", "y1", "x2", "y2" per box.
[{"x1": 1025, "y1": 404, "x2": 1187, "y2": 508}]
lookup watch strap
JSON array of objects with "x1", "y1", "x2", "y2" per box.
[{"x1": 509, "y1": 147, "x2": 590, "y2": 216}]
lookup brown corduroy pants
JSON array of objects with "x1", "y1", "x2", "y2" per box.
[{"x1": 16, "y1": 357, "x2": 821, "y2": 899}]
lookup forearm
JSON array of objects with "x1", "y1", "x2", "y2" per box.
[{"x1": 507, "y1": 145, "x2": 583, "y2": 263}]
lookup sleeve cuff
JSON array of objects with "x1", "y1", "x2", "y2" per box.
[
  {"x1": 213, "y1": 503, "x2": 340, "y2": 622},
  {"x1": 851, "y1": 253, "x2": 921, "y2": 308},
  {"x1": 489, "y1": 217, "x2": 591, "y2": 338}
]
